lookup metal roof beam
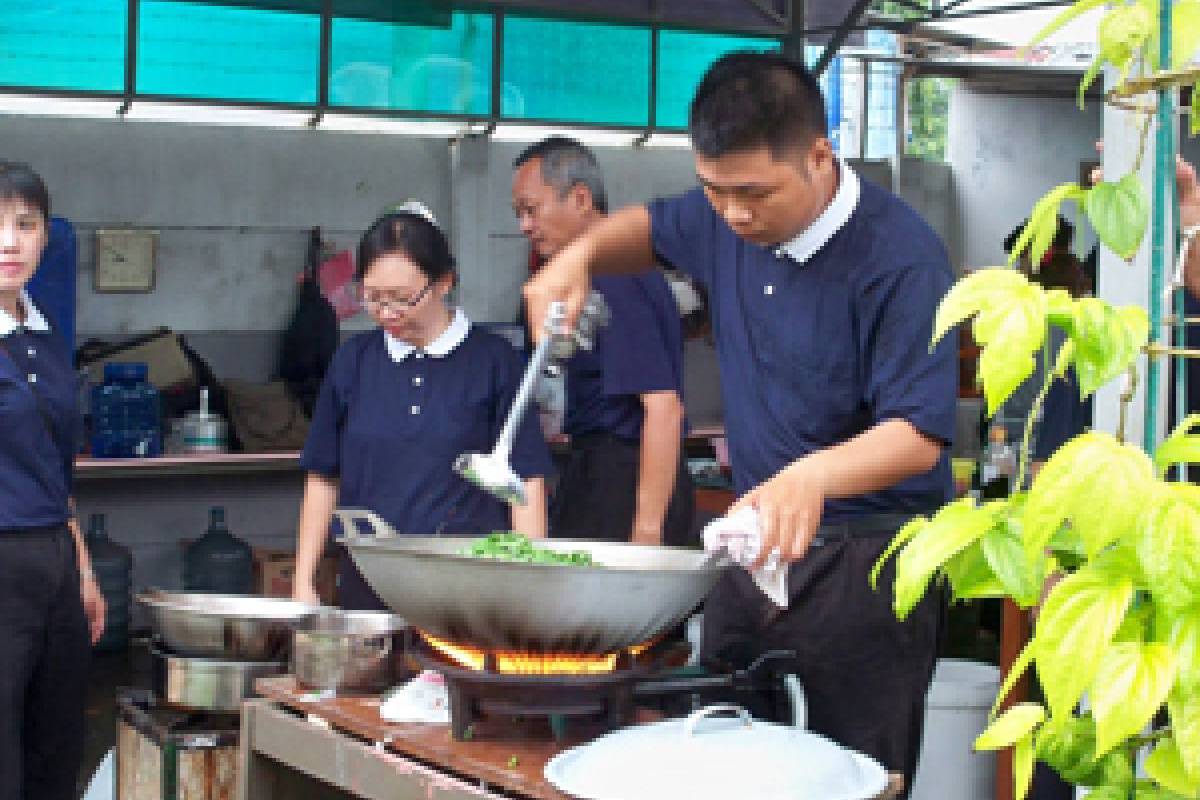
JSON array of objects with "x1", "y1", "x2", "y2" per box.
[{"x1": 812, "y1": 0, "x2": 876, "y2": 73}]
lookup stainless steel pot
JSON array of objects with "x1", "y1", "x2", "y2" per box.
[
  {"x1": 138, "y1": 589, "x2": 319, "y2": 660},
  {"x1": 336, "y1": 509, "x2": 728, "y2": 655},
  {"x1": 151, "y1": 642, "x2": 285, "y2": 712},
  {"x1": 292, "y1": 609, "x2": 407, "y2": 694}
]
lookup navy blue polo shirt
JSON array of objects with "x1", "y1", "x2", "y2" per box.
[
  {"x1": 301, "y1": 321, "x2": 553, "y2": 536},
  {"x1": 564, "y1": 272, "x2": 683, "y2": 442},
  {"x1": 0, "y1": 297, "x2": 79, "y2": 529},
  {"x1": 1034, "y1": 374, "x2": 1092, "y2": 462},
  {"x1": 648, "y1": 180, "x2": 956, "y2": 520}
]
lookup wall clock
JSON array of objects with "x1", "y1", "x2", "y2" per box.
[{"x1": 94, "y1": 229, "x2": 157, "y2": 292}]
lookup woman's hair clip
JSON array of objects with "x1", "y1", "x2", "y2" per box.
[{"x1": 384, "y1": 200, "x2": 438, "y2": 228}]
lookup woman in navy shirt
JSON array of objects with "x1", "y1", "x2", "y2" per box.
[
  {"x1": 292, "y1": 205, "x2": 551, "y2": 610},
  {"x1": 0, "y1": 161, "x2": 105, "y2": 800}
]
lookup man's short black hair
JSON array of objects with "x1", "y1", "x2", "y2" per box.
[
  {"x1": 689, "y1": 51, "x2": 828, "y2": 159},
  {"x1": 512, "y1": 136, "x2": 609, "y2": 214}
]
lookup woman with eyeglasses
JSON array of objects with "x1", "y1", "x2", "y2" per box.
[
  {"x1": 292, "y1": 205, "x2": 551, "y2": 609},
  {"x1": 0, "y1": 161, "x2": 104, "y2": 799}
]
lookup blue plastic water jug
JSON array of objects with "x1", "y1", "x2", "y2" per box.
[{"x1": 90, "y1": 362, "x2": 162, "y2": 458}]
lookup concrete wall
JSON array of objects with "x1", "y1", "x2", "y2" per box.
[
  {"x1": 947, "y1": 86, "x2": 1102, "y2": 271},
  {"x1": 2, "y1": 115, "x2": 451, "y2": 337},
  {"x1": 896, "y1": 156, "x2": 959, "y2": 270}
]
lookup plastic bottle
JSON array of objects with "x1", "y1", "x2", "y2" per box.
[
  {"x1": 90, "y1": 362, "x2": 162, "y2": 458},
  {"x1": 183, "y1": 506, "x2": 254, "y2": 594},
  {"x1": 85, "y1": 513, "x2": 133, "y2": 653},
  {"x1": 979, "y1": 424, "x2": 1016, "y2": 499}
]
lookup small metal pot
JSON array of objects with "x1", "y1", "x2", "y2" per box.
[
  {"x1": 151, "y1": 642, "x2": 285, "y2": 712},
  {"x1": 292, "y1": 609, "x2": 407, "y2": 694}
]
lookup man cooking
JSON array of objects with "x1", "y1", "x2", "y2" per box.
[
  {"x1": 512, "y1": 137, "x2": 695, "y2": 547},
  {"x1": 523, "y1": 52, "x2": 956, "y2": 793}
]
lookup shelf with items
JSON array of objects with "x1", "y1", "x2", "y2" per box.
[{"x1": 74, "y1": 451, "x2": 302, "y2": 480}]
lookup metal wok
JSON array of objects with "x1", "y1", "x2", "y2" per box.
[{"x1": 335, "y1": 509, "x2": 728, "y2": 655}]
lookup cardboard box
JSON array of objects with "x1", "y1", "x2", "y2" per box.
[{"x1": 253, "y1": 548, "x2": 338, "y2": 606}]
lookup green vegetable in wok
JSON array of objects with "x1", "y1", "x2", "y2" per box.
[{"x1": 458, "y1": 532, "x2": 594, "y2": 566}]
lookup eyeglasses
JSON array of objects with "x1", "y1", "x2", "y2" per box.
[{"x1": 359, "y1": 281, "x2": 434, "y2": 313}]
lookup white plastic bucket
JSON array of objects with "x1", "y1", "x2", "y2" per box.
[{"x1": 910, "y1": 659, "x2": 1001, "y2": 800}]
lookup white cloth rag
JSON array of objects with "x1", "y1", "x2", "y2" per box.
[
  {"x1": 379, "y1": 670, "x2": 451, "y2": 724},
  {"x1": 702, "y1": 506, "x2": 789, "y2": 608}
]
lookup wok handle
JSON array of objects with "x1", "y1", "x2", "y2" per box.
[
  {"x1": 332, "y1": 508, "x2": 397, "y2": 540},
  {"x1": 683, "y1": 704, "x2": 754, "y2": 737}
]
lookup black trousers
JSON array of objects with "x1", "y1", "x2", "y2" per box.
[
  {"x1": 334, "y1": 544, "x2": 389, "y2": 612},
  {"x1": 0, "y1": 524, "x2": 90, "y2": 800},
  {"x1": 700, "y1": 521, "x2": 944, "y2": 797},
  {"x1": 549, "y1": 434, "x2": 697, "y2": 547}
]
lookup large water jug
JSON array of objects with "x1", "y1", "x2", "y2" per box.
[
  {"x1": 85, "y1": 513, "x2": 133, "y2": 653},
  {"x1": 183, "y1": 507, "x2": 253, "y2": 594},
  {"x1": 91, "y1": 362, "x2": 162, "y2": 458}
]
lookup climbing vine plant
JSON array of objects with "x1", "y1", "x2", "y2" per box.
[{"x1": 876, "y1": 1, "x2": 1200, "y2": 798}]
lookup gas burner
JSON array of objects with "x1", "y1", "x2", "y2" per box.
[
  {"x1": 407, "y1": 630, "x2": 798, "y2": 741},
  {"x1": 411, "y1": 631, "x2": 660, "y2": 741}
]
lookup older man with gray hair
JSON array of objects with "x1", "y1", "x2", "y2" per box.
[{"x1": 512, "y1": 137, "x2": 694, "y2": 546}]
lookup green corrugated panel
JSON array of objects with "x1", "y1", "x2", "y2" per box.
[
  {"x1": 330, "y1": 9, "x2": 491, "y2": 114},
  {"x1": 136, "y1": 0, "x2": 320, "y2": 103},
  {"x1": 656, "y1": 29, "x2": 778, "y2": 129},
  {"x1": 502, "y1": 16, "x2": 650, "y2": 126},
  {"x1": 0, "y1": 0, "x2": 126, "y2": 92}
]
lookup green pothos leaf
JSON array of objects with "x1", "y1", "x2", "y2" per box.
[
  {"x1": 1169, "y1": 691, "x2": 1200, "y2": 785},
  {"x1": 1078, "y1": 56, "x2": 1105, "y2": 109},
  {"x1": 1160, "y1": 605, "x2": 1200, "y2": 780},
  {"x1": 1014, "y1": 734, "x2": 1036, "y2": 800},
  {"x1": 1145, "y1": 736, "x2": 1200, "y2": 797},
  {"x1": 1157, "y1": 605, "x2": 1200, "y2": 696},
  {"x1": 993, "y1": 638, "x2": 1037, "y2": 717},
  {"x1": 1132, "y1": 786, "x2": 1194, "y2": 800},
  {"x1": 1084, "y1": 174, "x2": 1150, "y2": 261},
  {"x1": 870, "y1": 514, "x2": 927, "y2": 592},
  {"x1": 1068, "y1": 299, "x2": 1149, "y2": 398},
  {"x1": 942, "y1": 541, "x2": 1008, "y2": 601},
  {"x1": 981, "y1": 510, "x2": 1050, "y2": 608},
  {"x1": 1034, "y1": 565, "x2": 1135, "y2": 720},
  {"x1": 1155, "y1": 414, "x2": 1200, "y2": 476},
  {"x1": 891, "y1": 499, "x2": 999, "y2": 619},
  {"x1": 1097, "y1": 3, "x2": 1153, "y2": 77},
  {"x1": 933, "y1": 268, "x2": 1048, "y2": 414},
  {"x1": 1135, "y1": 484, "x2": 1200, "y2": 611},
  {"x1": 1090, "y1": 642, "x2": 1177, "y2": 758},
  {"x1": 1023, "y1": 431, "x2": 1155, "y2": 558},
  {"x1": 1010, "y1": 184, "x2": 1087, "y2": 268},
  {"x1": 1036, "y1": 715, "x2": 1135, "y2": 788},
  {"x1": 975, "y1": 703, "x2": 1045, "y2": 751},
  {"x1": 1045, "y1": 288, "x2": 1077, "y2": 333}
]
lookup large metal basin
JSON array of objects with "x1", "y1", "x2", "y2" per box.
[
  {"x1": 339, "y1": 511, "x2": 727, "y2": 655},
  {"x1": 138, "y1": 589, "x2": 320, "y2": 660}
]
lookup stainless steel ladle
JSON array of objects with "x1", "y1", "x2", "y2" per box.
[{"x1": 455, "y1": 293, "x2": 609, "y2": 505}]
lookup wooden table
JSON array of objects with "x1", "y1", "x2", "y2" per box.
[
  {"x1": 241, "y1": 675, "x2": 575, "y2": 799},
  {"x1": 240, "y1": 675, "x2": 903, "y2": 800}
]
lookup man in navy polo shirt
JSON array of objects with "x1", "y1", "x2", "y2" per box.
[
  {"x1": 512, "y1": 137, "x2": 694, "y2": 547},
  {"x1": 524, "y1": 53, "x2": 956, "y2": 792}
]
